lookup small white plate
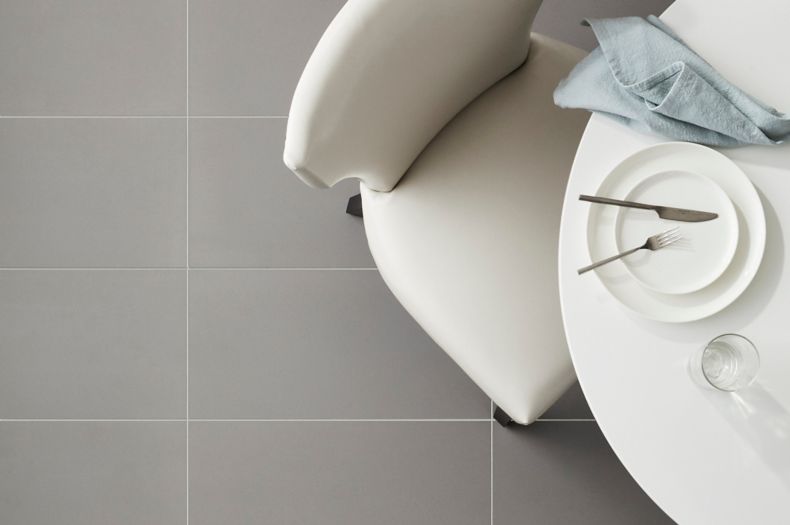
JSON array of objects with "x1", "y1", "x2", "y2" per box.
[
  {"x1": 614, "y1": 170, "x2": 739, "y2": 295},
  {"x1": 585, "y1": 142, "x2": 765, "y2": 323}
]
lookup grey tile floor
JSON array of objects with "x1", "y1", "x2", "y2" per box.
[{"x1": 0, "y1": 0, "x2": 675, "y2": 523}]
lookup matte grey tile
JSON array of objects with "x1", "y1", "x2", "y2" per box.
[
  {"x1": 0, "y1": 422, "x2": 186, "y2": 525},
  {"x1": 190, "y1": 421, "x2": 489, "y2": 525},
  {"x1": 0, "y1": 0, "x2": 186, "y2": 115},
  {"x1": 189, "y1": 0, "x2": 346, "y2": 115},
  {"x1": 189, "y1": 270, "x2": 490, "y2": 419},
  {"x1": 533, "y1": 0, "x2": 674, "y2": 51},
  {"x1": 0, "y1": 119, "x2": 186, "y2": 267},
  {"x1": 188, "y1": 118, "x2": 374, "y2": 268},
  {"x1": 540, "y1": 381, "x2": 594, "y2": 420},
  {"x1": 493, "y1": 422, "x2": 673, "y2": 525},
  {"x1": 0, "y1": 271, "x2": 186, "y2": 419}
]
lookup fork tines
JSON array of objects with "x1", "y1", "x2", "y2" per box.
[{"x1": 656, "y1": 227, "x2": 682, "y2": 247}]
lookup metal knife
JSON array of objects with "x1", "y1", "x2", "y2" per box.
[{"x1": 579, "y1": 195, "x2": 718, "y2": 223}]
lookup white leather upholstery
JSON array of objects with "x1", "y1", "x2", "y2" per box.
[
  {"x1": 283, "y1": 0, "x2": 589, "y2": 424},
  {"x1": 361, "y1": 35, "x2": 589, "y2": 423},
  {"x1": 284, "y1": 0, "x2": 542, "y2": 192}
]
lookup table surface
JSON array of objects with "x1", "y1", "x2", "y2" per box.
[{"x1": 558, "y1": 0, "x2": 790, "y2": 523}]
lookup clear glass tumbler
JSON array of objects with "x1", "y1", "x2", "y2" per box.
[{"x1": 689, "y1": 334, "x2": 760, "y2": 392}]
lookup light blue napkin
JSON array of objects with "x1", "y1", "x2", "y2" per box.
[{"x1": 554, "y1": 16, "x2": 790, "y2": 146}]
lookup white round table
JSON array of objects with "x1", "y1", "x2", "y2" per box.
[{"x1": 558, "y1": 1, "x2": 790, "y2": 523}]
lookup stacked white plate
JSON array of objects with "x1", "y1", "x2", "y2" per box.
[{"x1": 586, "y1": 142, "x2": 766, "y2": 323}]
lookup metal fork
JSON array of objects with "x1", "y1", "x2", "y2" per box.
[{"x1": 578, "y1": 227, "x2": 682, "y2": 275}]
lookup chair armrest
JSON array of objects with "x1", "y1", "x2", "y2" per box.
[{"x1": 284, "y1": 0, "x2": 542, "y2": 192}]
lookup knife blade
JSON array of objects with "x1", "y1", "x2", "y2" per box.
[{"x1": 579, "y1": 195, "x2": 718, "y2": 223}]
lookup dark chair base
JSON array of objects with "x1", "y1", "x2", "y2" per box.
[
  {"x1": 346, "y1": 194, "x2": 363, "y2": 217},
  {"x1": 493, "y1": 405, "x2": 515, "y2": 427}
]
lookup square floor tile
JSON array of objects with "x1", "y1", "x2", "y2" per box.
[
  {"x1": 0, "y1": 0, "x2": 186, "y2": 115},
  {"x1": 189, "y1": 0, "x2": 346, "y2": 115},
  {"x1": 188, "y1": 270, "x2": 489, "y2": 419},
  {"x1": 493, "y1": 422, "x2": 673, "y2": 524},
  {"x1": 190, "y1": 421, "x2": 489, "y2": 525},
  {"x1": 0, "y1": 270, "x2": 186, "y2": 419},
  {"x1": 0, "y1": 119, "x2": 186, "y2": 267},
  {"x1": 0, "y1": 422, "x2": 186, "y2": 525},
  {"x1": 188, "y1": 118, "x2": 374, "y2": 268}
]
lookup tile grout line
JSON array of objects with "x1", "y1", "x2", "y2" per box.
[
  {"x1": 0, "y1": 419, "x2": 187, "y2": 423},
  {"x1": 490, "y1": 401, "x2": 494, "y2": 525},
  {"x1": 0, "y1": 418, "x2": 593, "y2": 422},
  {"x1": 0, "y1": 115, "x2": 287, "y2": 119},
  {"x1": 0, "y1": 267, "x2": 378, "y2": 271},
  {"x1": 190, "y1": 267, "x2": 379, "y2": 271},
  {"x1": 191, "y1": 115, "x2": 288, "y2": 119},
  {"x1": 191, "y1": 418, "x2": 494, "y2": 422},
  {"x1": 0, "y1": 418, "x2": 496, "y2": 423},
  {"x1": 0, "y1": 268, "x2": 186, "y2": 271},
  {"x1": 185, "y1": 0, "x2": 190, "y2": 522}
]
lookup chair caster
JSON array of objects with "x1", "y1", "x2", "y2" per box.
[
  {"x1": 346, "y1": 194, "x2": 363, "y2": 217},
  {"x1": 493, "y1": 405, "x2": 515, "y2": 427}
]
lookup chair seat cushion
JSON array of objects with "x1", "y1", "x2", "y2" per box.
[{"x1": 361, "y1": 35, "x2": 589, "y2": 424}]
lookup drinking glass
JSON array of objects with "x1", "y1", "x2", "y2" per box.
[{"x1": 690, "y1": 334, "x2": 760, "y2": 392}]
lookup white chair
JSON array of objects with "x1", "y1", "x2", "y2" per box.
[{"x1": 284, "y1": 0, "x2": 589, "y2": 425}]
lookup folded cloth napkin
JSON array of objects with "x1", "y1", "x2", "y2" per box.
[{"x1": 554, "y1": 15, "x2": 790, "y2": 146}]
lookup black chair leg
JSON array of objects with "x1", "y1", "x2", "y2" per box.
[
  {"x1": 493, "y1": 405, "x2": 514, "y2": 427},
  {"x1": 346, "y1": 194, "x2": 363, "y2": 217}
]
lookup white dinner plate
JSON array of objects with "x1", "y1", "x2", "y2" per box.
[
  {"x1": 585, "y1": 142, "x2": 766, "y2": 323},
  {"x1": 614, "y1": 170, "x2": 739, "y2": 295}
]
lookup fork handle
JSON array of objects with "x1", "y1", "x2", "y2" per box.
[
  {"x1": 579, "y1": 195, "x2": 655, "y2": 211},
  {"x1": 578, "y1": 246, "x2": 643, "y2": 275}
]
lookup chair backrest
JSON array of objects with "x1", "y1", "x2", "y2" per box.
[{"x1": 284, "y1": 0, "x2": 543, "y2": 192}]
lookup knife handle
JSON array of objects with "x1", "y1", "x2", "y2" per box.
[{"x1": 579, "y1": 195, "x2": 655, "y2": 211}]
